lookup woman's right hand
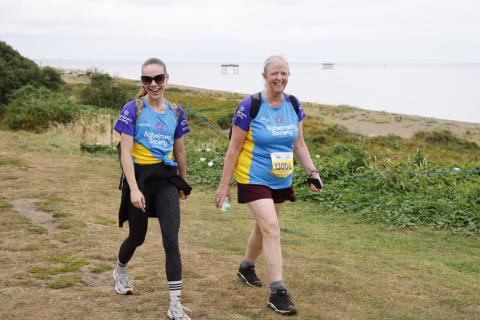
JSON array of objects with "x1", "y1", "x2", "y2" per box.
[
  {"x1": 214, "y1": 185, "x2": 230, "y2": 208},
  {"x1": 130, "y1": 189, "x2": 146, "y2": 212}
]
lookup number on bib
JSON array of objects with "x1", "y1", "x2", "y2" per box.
[{"x1": 270, "y1": 152, "x2": 294, "y2": 178}]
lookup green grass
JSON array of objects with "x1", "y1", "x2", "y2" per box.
[
  {"x1": 89, "y1": 263, "x2": 111, "y2": 274},
  {"x1": 0, "y1": 200, "x2": 12, "y2": 209},
  {"x1": 47, "y1": 275, "x2": 84, "y2": 289},
  {"x1": 0, "y1": 127, "x2": 479, "y2": 319},
  {"x1": 0, "y1": 156, "x2": 22, "y2": 167}
]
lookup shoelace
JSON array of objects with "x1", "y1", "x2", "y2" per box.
[
  {"x1": 118, "y1": 274, "x2": 132, "y2": 289},
  {"x1": 169, "y1": 301, "x2": 192, "y2": 319},
  {"x1": 245, "y1": 266, "x2": 257, "y2": 276}
]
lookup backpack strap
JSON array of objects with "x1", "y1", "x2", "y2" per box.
[
  {"x1": 249, "y1": 92, "x2": 262, "y2": 120},
  {"x1": 251, "y1": 92, "x2": 299, "y2": 119},
  {"x1": 287, "y1": 94, "x2": 300, "y2": 115}
]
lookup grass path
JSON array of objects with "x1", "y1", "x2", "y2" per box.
[{"x1": 1, "y1": 130, "x2": 479, "y2": 320}]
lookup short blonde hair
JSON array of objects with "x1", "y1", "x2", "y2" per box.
[{"x1": 263, "y1": 55, "x2": 290, "y2": 74}]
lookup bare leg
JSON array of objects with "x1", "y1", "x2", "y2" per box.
[
  {"x1": 244, "y1": 202, "x2": 284, "y2": 262},
  {"x1": 244, "y1": 222, "x2": 262, "y2": 262},
  {"x1": 247, "y1": 199, "x2": 282, "y2": 283}
]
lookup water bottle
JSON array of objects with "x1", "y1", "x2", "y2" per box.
[{"x1": 220, "y1": 198, "x2": 232, "y2": 213}]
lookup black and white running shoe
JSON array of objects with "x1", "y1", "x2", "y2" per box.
[
  {"x1": 237, "y1": 265, "x2": 262, "y2": 287},
  {"x1": 113, "y1": 268, "x2": 133, "y2": 295},
  {"x1": 267, "y1": 289, "x2": 297, "y2": 315},
  {"x1": 167, "y1": 300, "x2": 191, "y2": 320}
]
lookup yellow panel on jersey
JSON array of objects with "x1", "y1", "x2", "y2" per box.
[
  {"x1": 235, "y1": 127, "x2": 255, "y2": 184},
  {"x1": 132, "y1": 142, "x2": 163, "y2": 165}
]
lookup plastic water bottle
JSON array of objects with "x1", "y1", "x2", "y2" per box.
[{"x1": 220, "y1": 198, "x2": 232, "y2": 213}]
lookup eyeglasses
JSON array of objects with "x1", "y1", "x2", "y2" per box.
[{"x1": 141, "y1": 74, "x2": 166, "y2": 85}]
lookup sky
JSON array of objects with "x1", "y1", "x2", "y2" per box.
[{"x1": 1, "y1": 0, "x2": 480, "y2": 63}]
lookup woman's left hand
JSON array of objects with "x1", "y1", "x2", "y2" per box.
[
  {"x1": 179, "y1": 190, "x2": 188, "y2": 200},
  {"x1": 309, "y1": 172, "x2": 324, "y2": 192}
]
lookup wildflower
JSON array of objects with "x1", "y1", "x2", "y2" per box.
[
  {"x1": 208, "y1": 161, "x2": 214, "y2": 167},
  {"x1": 315, "y1": 155, "x2": 320, "y2": 159},
  {"x1": 200, "y1": 157, "x2": 206, "y2": 162},
  {"x1": 206, "y1": 148, "x2": 211, "y2": 152}
]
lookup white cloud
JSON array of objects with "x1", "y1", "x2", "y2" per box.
[{"x1": 1, "y1": 0, "x2": 479, "y2": 62}]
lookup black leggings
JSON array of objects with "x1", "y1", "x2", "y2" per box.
[{"x1": 118, "y1": 183, "x2": 182, "y2": 281}]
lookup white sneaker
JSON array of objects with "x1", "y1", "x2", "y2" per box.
[
  {"x1": 167, "y1": 300, "x2": 192, "y2": 320},
  {"x1": 113, "y1": 268, "x2": 133, "y2": 295}
]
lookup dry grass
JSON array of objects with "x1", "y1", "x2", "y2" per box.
[
  {"x1": 1, "y1": 129, "x2": 479, "y2": 320},
  {"x1": 47, "y1": 113, "x2": 118, "y2": 145}
]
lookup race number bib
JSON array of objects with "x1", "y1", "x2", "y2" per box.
[{"x1": 270, "y1": 152, "x2": 294, "y2": 178}]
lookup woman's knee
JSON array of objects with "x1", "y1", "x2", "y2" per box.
[
  {"x1": 128, "y1": 234, "x2": 146, "y2": 247},
  {"x1": 162, "y1": 234, "x2": 180, "y2": 255},
  {"x1": 259, "y1": 221, "x2": 280, "y2": 239}
]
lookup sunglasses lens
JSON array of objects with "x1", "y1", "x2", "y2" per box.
[
  {"x1": 153, "y1": 74, "x2": 166, "y2": 84},
  {"x1": 141, "y1": 76, "x2": 152, "y2": 85}
]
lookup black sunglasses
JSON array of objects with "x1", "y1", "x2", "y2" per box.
[{"x1": 141, "y1": 74, "x2": 166, "y2": 85}]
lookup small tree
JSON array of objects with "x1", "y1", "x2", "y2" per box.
[
  {"x1": 0, "y1": 41, "x2": 64, "y2": 105},
  {"x1": 39, "y1": 66, "x2": 63, "y2": 90},
  {"x1": 80, "y1": 71, "x2": 129, "y2": 109}
]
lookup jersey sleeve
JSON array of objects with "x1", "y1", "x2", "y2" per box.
[
  {"x1": 232, "y1": 96, "x2": 252, "y2": 131},
  {"x1": 174, "y1": 105, "x2": 190, "y2": 139},
  {"x1": 114, "y1": 100, "x2": 137, "y2": 136},
  {"x1": 292, "y1": 96, "x2": 306, "y2": 121}
]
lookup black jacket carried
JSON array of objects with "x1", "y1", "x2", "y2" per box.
[{"x1": 118, "y1": 162, "x2": 192, "y2": 227}]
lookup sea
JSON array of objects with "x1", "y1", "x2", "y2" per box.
[{"x1": 38, "y1": 60, "x2": 480, "y2": 124}]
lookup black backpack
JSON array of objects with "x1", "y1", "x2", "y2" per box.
[{"x1": 228, "y1": 92, "x2": 300, "y2": 139}]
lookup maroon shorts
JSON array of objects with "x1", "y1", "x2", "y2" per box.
[{"x1": 237, "y1": 183, "x2": 296, "y2": 204}]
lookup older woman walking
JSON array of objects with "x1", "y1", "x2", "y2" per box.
[{"x1": 215, "y1": 55, "x2": 323, "y2": 316}]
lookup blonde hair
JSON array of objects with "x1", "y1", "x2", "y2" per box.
[
  {"x1": 263, "y1": 55, "x2": 290, "y2": 75},
  {"x1": 136, "y1": 58, "x2": 168, "y2": 99}
]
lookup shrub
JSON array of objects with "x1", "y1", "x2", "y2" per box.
[
  {"x1": 415, "y1": 130, "x2": 478, "y2": 150},
  {"x1": 293, "y1": 153, "x2": 480, "y2": 234},
  {"x1": 0, "y1": 41, "x2": 64, "y2": 104},
  {"x1": 39, "y1": 66, "x2": 63, "y2": 90},
  {"x1": 216, "y1": 113, "x2": 233, "y2": 129},
  {"x1": 79, "y1": 70, "x2": 130, "y2": 109},
  {"x1": 4, "y1": 85, "x2": 79, "y2": 131}
]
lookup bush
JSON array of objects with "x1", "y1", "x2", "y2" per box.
[
  {"x1": 39, "y1": 66, "x2": 63, "y2": 90},
  {"x1": 79, "y1": 70, "x2": 130, "y2": 109},
  {"x1": 0, "y1": 41, "x2": 64, "y2": 105},
  {"x1": 415, "y1": 130, "x2": 478, "y2": 150},
  {"x1": 216, "y1": 113, "x2": 233, "y2": 129},
  {"x1": 293, "y1": 152, "x2": 480, "y2": 234},
  {"x1": 4, "y1": 85, "x2": 79, "y2": 131},
  {"x1": 330, "y1": 144, "x2": 370, "y2": 173},
  {"x1": 311, "y1": 133, "x2": 327, "y2": 144}
]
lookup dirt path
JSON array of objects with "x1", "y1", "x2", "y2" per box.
[{"x1": 11, "y1": 199, "x2": 57, "y2": 233}]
